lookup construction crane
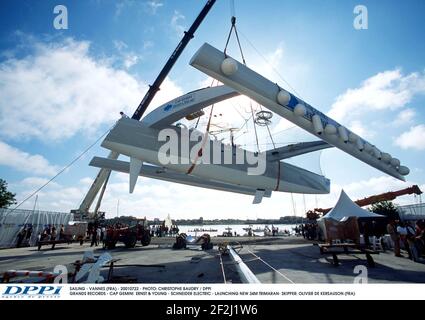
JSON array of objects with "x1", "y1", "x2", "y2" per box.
[
  {"x1": 312, "y1": 185, "x2": 423, "y2": 216},
  {"x1": 72, "y1": 0, "x2": 217, "y2": 220}
]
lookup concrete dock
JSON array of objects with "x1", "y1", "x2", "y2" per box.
[{"x1": 0, "y1": 236, "x2": 424, "y2": 283}]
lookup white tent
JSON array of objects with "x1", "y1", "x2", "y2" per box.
[
  {"x1": 317, "y1": 190, "x2": 383, "y2": 241},
  {"x1": 319, "y1": 190, "x2": 383, "y2": 222}
]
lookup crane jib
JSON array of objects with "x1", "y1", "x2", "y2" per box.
[{"x1": 131, "y1": 0, "x2": 217, "y2": 121}]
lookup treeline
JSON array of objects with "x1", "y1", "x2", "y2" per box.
[
  {"x1": 174, "y1": 217, "x2": 306, "y2": 225},
  {"x1": 105, "y1": 216, "x2": 306, "y2": 226}
]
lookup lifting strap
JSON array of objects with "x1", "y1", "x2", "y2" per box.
[{"x1": 224, "y1": 16, "x2": 260, "y2": 152}]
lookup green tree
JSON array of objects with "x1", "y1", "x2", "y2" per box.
[
  {"x1": 370, "y1": 201, "x2": 399, "y2": 219},
  {"x1": 0, "y1": 179, "x2": 17, "y2": 208}
]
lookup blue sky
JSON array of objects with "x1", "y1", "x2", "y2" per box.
[{"x1": 0, "y1": 0, "x2": 424, "y2": 219}]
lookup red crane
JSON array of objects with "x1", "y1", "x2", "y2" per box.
[{"x1": 309, "y1": 185, "x2": 423, "y2": 218}]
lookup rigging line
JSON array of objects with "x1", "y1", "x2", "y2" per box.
[
  {"x1": 234, "y1": 118, "x2": 250, "y2": 138},
  {"x1": 187, "y1": 102, "x2": 215, "y2": 174},
  {"x1": 196, "y1": 78, "x2": 218, "y2": 129},
  {"x1": 230, "y1": 0, "x2": 236, "y2": 18},
  {"x1": 249, "y1": 101, "x2": 260, "y2": 152},
  {"x1": 224, "y1": 15, "x2": 246, "y2": 65},
  {"x1": 233, "y1": 23, "x2": 247, "y2": 65},
  {"x1": 272, "y1": 125, "x2": 299, "y2": 137},
  {"x1": 219, "y1": 252, "x2": 227, "y2": 284},
  {"x1": 194, "y1": 116, "x2": 201, "y2": 129},
  {"x1": 223, "y1": 11, "x2": 259, "y2": 151},
  {"x1": 9, "y1": 123, "x2": 115, "y2": 214},
  {"x1": 256, "y1": 103, "x2": 277, "y2": 149},
  {"x1": 238, "y1": 29, "x2": 303, "y2": 99},
  {"x1": 245, "y1": 248, "x2": 295, "y2": 284},
  {"x1": 265, "y1": 124, "x2": 276, "y2": 149},
  {"x1": 291, "y1": 193, "x2": 297, "y2": 217},
  {"x1": 223, "y1": 19, "x2": 235, "y2": 57},
  {"x1": 302, "y1": 194, "x2": 307, "y2": 225},
  {"x1": 230, "y1": 103, "x2": 249, "y2": 122}
]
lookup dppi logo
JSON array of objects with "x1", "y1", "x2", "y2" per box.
[
  {"x1": 164, "y1": 104, "x2": 173, "y2": 112},
  {"x1": 3, "y1": 286, "x2": 62, "y2": 296}
]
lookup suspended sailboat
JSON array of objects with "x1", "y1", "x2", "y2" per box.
[{"x1": 89, "y1": 6, "x2": 409, "y2": 206}]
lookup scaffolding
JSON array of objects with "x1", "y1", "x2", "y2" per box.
[{"x1": 398, "y1": 203, "x2": 425, "y2": 221}]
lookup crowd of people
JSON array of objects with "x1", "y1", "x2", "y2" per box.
[
  {"x1": 84, "y1": 222, "x2": 180, "y2": 248},
  {"x1": 296, "y1": 219, "x2": 425, "y2": 263},
  {"x1": 37, "y1": 224, "x2": 66, "y2": 243},
  {"x1": 88, "y1": 225, "x2": 106, "y2": 247},
  {"x1": 149, "y1": 224, "x2": 179, "y2": 237},
  {"x1": 15, "y1": 224, "x2": 33, "y2": 248},
  {"x1": 387, "y1": 219, "x2": 425, "y2": 262},
  {"x1": 296, "y1": 223, "x2": 320, "y2": 241}
]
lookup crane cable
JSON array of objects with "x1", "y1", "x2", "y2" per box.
[
  {"x1": 223, "y1": 6, "x2": 278, "y2": 153},
  {"x1": 6, "y1": 123, "x2": 115, "y2": 215},
  {"x1": 223, "y1": 12, "x2": 261, "y2": 153}
]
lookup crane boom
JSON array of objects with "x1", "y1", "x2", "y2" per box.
[
  {"x1": 314, "y1": 185, "x2": 423, "y2": 215},
  {"x1": 75, "y1": 0, "x2": 217, "y2": 218},
  {"x1": 132, "y1": 0, "x2": 217, "y2": 120}
]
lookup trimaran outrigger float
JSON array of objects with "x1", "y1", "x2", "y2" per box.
[{"x1": 77, "y1": 0, "x2": 409, "y2": 214}]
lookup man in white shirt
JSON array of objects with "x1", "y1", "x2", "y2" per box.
[{"x1": 120, "y1": 111, "x2": 129, "y2": 118}]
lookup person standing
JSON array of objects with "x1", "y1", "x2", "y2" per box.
[
  {"x1": 387, "y1": 220, "x2": 401, "y2": 257},
  {"x1": 91, "y1": 228, "x2": 98, "y2": 247},
  {"x1": 101, "y1": 226, "x2": 106, "y2": 244},
  {"x1": 16, "y1": 227, "x2": 26, "y2": 248},
  {"x1": 397, "y1": 222, "x2": 411, "y2": 259},
  {"x1": 405, "y1": 222, "x2": 418, "y2": 261},
  {"x1": 96, "y1": 227, "x2": 101, "y2": 244},
  {"x1": 59, "y1": 225, "x2": 65, "y2": 240},
  {"x1": 51, "y1": 226, "x2": 57, "y2": 241}
]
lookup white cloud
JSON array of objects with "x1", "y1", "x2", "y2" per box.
[
  {"x1": 79, "y1": 177, "x2": 94, "y2": 186},
  {"x1": 146, "y1": 0, "x2": 163, "y2": 15},
  {"x1": 312, "y1": 176, "x2": 423, "y2": 210},
  {"x1": 0, "y1": 141, "x2": 59, "y2": 176},
  {"x1": 113, "y1": 39, "x2": 140, "y2": 69},
  {"x1": 143, "y1": 40, "x2": 154, "y2": 50},
  {"x1": 171, "y1": 10, "x2": 186, "y2": 36},
  {"x1": 113, "y1": 40, "x2": 127, "y2": 51},
  {"x1": 0, "y1": 37, "x2": 182, "y2": 142},
  {"x1": 341, "y1": 176, "x2": 424, "y2": 207},
  {"x1": 393, "y1": 108, "x2": 416, "y2": 126},
  {"x1": 14, "y1": 177, "x2": 94, "y2": 212},
  {"x1": 395, "y1": 124, "x2": 425, "y2": 150},
  {"x1": 20, "y1": 177, "x2": 59, "y2": 188},
  {"x1": 347, "y1": 120, "x2": 375, "y2": 139},
  {"x1": 343, "y1": 176, "x2": 411, "y2": 196},
  {"x1": 329, "y1": 69, "x2": 425, "y2": 122},
  {"x1": 123, "y1": 53, "x2": 139, "y2": 69},
  {"x1": 115, "y1": 0, "x2": 163, "y2": 16},
  {"x1": 115, "y1": 0, "x2": 134, "y2": 17}
]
